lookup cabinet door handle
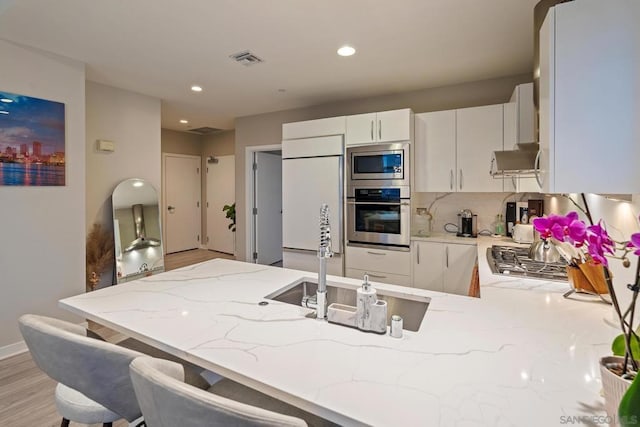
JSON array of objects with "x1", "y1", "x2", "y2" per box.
[
  {"x1": 459, "y1": 170, "x2": 463, "y2": 190},
  {"x1": 370, "y1": 120, "x2": 374, "y2": 141},
  {"x1": 534, "y1": 150, "x2": 542, "y2": 188},
  {"x1": 450, "y1": 170, "x2": 454, "y2": 190},
  {"x1": 417, "y1": 244, "x2": 420, "y2": 264},
  {"x1": 378, "y1": 119, "x2": 382, "y2": 140},
  {"x1": 367, "y1": 273, "x2": 387, "y2": 279},
  {"x1": 367, "y1": 251, "x2": 387, "y2": 256},
  {"x1": 445, "y1": 246, "x2": 449, "y2": 268}
]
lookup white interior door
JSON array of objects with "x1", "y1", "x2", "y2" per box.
[
  {"x1": 164, "y1": 154, "x2": 201, "y2": 254},
  {"x1": 254, "y1": 152, "x2": 282, "y2": 265},
  {"x1": 206, "y1": 155, "x2": 235, "y2": 254},
  {"x1": 282, "y1": 156, "x2": 341, "y2": 253}
]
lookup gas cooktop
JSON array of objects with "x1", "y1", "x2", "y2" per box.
[{"x1": 487, "y1": 245, "x2": 568, "y2": 282}]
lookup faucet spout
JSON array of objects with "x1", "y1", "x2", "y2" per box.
[{"x1": 317, "y1": 204, "x2": 333, "y2": 319}]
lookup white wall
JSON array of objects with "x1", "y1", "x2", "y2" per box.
[
  {"x1": 86, "y1": 82, "x2": 162, "y2": 287},
  {"x1": 0, "y1": 40, "x2": 86, "y2": 355}
]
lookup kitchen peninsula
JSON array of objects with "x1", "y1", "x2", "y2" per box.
[{"x1": 60, "y1": 252, "x2": 614, "y2": 426}]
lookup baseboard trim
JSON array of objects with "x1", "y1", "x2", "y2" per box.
[{"x1": 0, "y1": 340, "x2": 27, "y2": 360}]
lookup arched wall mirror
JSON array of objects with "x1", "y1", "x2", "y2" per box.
[{"x1": 112, "y1": 178, "x2": 164, "y2": 283}]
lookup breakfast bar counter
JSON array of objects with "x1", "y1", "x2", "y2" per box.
[{"x1": 60, "y1": 256, "x2": 616, "y2": 426}]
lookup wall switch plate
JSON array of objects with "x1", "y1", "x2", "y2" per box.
[{"x1": 97, "y1": 139, "x2": 115, "y2": 152}]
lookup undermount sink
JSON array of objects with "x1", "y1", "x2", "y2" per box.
[{"x1": 265, "y1": 278, "x2": 430, "y2": 332}]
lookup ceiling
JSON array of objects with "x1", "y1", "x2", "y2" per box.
[{"x1": 0, "y1": 0, "x2": 538, "y2": 131}]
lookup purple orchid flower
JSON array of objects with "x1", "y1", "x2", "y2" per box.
[
  {"x1": 629, "y1": 233, "x2": 640, "y2": 256},
  {"x1": 585, "y1": 222, "x2": 615, "y2": 266},
  {"x1": 532, "y1": 211, "x2": 586, "y2": 245}
]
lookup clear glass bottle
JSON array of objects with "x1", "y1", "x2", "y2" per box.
[
  {"x1": 414, "y1": 208, "x2": 432, "y2": 237},
  {"x1": 495, "y1": 214, "x2": 505, "y2": 235}
]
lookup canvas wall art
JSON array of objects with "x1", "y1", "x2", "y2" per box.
[{"x1": 0, "y1": 90, "x2": 66, "y2": 186}]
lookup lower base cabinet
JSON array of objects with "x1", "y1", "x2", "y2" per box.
[
  {"x1": 345, "y1": 245, "x2": 411, "y2": 286},
  {"x1": 412, "y1": 241, "x2": 477, "y2": 296}
]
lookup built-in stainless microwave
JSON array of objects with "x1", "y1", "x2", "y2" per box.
[{"x1": 347, "y1": 142, "x2": 410, "y2": 188}]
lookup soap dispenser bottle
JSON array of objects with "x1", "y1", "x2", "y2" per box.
[{"x1": 356, "y1": 274, "x2": 377, "y2": 331}]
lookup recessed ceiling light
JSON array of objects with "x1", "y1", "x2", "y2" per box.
[
  {"x1": 133, "y1": 181, "x2": 144, "y2": 188},
  {"x1": 180, "y1": 119, "x2": 189, "y2": 124},
  {"x1": 0, "y1": 98, "x2": 13, "y2": 103},
  {"x1": 191, "y1": 85, "x2": 203, "y2": 92},
  {"x1": 337, "y1": 45, "x2": 356, "y2": 57},
  {"x1": 0, "y1": 111, "x2": 9, "y2": 115}
]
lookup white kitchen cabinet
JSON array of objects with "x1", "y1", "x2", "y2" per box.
[
  {"x1": 346, "y1": 108, "x2": 412, "y2": 146},
  {"x1": 282, "y1": 116, "x2": 346, "y2": 140},
  {"x1": 415, "y1": 105, "x2": 506, "y2": 193},
  {"x1": 414, "y1": 110, "x2": 456, "y2": 192},
  {"x1": 456, "y1": 105, "x2": 504, "y2": 192},
  {"x1": 539, "y1": 0, "x2": 640, "y2": 194},
  {"x1": 412, "y1": 241, "x2": 476, "y2": 296},
  {"x1": 345, "y1": 245, "x2": 411, "y2": 286}
]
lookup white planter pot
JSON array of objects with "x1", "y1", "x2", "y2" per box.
[{"x1": 600, "y1": 356, "x2": 633, "y2": 426}]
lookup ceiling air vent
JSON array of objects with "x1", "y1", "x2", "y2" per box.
[
  {"x1": 188, "y1": 127, "x2": 222, "y2": 135},
  {"x1": 229, "y1": 50, "x2": 264, "y2": 66}
]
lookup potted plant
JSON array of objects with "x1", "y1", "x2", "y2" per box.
[
  {"x1": 222, "y1": 202, "x2": 236, "y2": 232},
  {"x1": 532, "y1": 195, "x2": 640, "y2": 426}
]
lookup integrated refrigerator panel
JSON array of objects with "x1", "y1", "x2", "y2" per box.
[{"x1": 282, "y1": 155, "x2": 342, "y2": 253}]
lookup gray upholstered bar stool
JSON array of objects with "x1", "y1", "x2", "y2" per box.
[
  {"x1": 18, "y1": 314, "x2": 168, "y2": 426},
  {"x1": 130, "y1": 356, "x2": 332, "y2": 427}
]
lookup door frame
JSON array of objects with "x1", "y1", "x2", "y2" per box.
[
  {"x1": 162, "y1": 153, "x2": 202, "y2": 254},
  {"x1": 244, "y1": 144, "x2": 282, "y2": 263}
]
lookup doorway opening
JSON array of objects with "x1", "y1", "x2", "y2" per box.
[{"x1": 244, "y1": 145, "x2": 282, "y2": 266}]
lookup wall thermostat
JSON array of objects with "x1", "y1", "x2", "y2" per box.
[{"x1": 97, "y1": 139, "x2": 115, "y2": 152}]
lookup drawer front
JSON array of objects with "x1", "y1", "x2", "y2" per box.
[
  {"x1": 345, "y1": 268, "x2": 411, "y2": 287},
  {"x1": 345, "y1": 245, "x2": 411, "y2": 275}
]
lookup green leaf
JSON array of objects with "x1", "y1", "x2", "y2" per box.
[
  {"x1": 612, "y1": 334, "x2": 640, "y2": 359},
  {"x1": 619, "y1": 373, "x2": 640, "y2": 427}
]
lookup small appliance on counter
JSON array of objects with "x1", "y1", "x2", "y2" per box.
[
  {"x1": 512, "y1": 224, "x2": 534, "y2": 243},
  {"x1": 457, "y1": 209, "x2": 477, "y2": 238}
]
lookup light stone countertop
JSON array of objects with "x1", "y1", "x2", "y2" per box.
[{"x1": 60, "y1": 250, "x2": 616, "y2": 426}]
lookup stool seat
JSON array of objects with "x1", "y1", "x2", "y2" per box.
[{"x1": 55, "y1": 383, "x2": 121, "y2": 425}]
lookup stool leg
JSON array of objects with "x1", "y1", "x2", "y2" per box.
[{"x1": 61, "y1": 418, "x2": 70, "y2": 427}]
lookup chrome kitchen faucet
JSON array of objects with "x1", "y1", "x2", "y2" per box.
[{"x1": 317, "y1": 204, "x2": 333, "y2": 319}]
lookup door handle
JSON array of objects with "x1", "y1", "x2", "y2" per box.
[
  {"x1": 459, "y1": 170, "x2": 463, "y2": 190},
  {"x1": 417, "y1": 244, "x2": 420, "y2": 264},
  {"x1": 367, "y1": 273, "x2": 387, "y2": 279},
  {"x1": 167, "y1": 205, "x2": 176, "y2": 213},
  {"x1": 445, "y1": 246, "x2": 449, "y2": 268},
  {"x1": 367, "y1": 251, "x2": 387, "y2": 256},
  {"x1": 534, "y1": 150, "x2": 542, "y2": 188},
  {"x1": 347, "y1": 201, "x2": 407, "y2": 206},
  {"x1": 378, "y1": 119, "x2": 382, "y2": 140},
  {"x1": 370, "y1": 120, "x2": 374, "y2": 141},
  {"x1": 450, "y1": 170, "x2": 454, "y2": 190}
]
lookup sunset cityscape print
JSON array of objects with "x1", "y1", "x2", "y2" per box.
[{"x1": 0, "y1": 90, "x2": 65, "y2": 186}]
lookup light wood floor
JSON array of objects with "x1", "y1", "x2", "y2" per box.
[{"x1": 0, "y1": 249, "x2": 234, "y2": 427}]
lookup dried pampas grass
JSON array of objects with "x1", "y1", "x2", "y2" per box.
[{"x1": 86, "y1": 223, "x2": 114, "y2": 291}]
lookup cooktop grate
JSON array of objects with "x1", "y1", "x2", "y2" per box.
[{"x1": 487, "y1": 245, "x2": 568, "y2": 282}]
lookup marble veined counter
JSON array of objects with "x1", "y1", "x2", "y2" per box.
[{"x1": 60, "y1": 255, "x2": 616, "y2": 426}]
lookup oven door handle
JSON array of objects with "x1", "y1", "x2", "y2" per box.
[{"x1": 346, "y1": 201, "x2": 410, "y2": 206}]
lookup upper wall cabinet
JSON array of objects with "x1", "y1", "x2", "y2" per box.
[
  {"x1": 282, "y1": 116, "x2": 346, "y2": 140},
  {"x1": 415, "y1": 104, "x2": 505, "y2": 192},
  {"x1": 539, "y1": 0, "x2": 640, "y2": 194},
  {"x1": 345, "y1": 108, "x2": 413, "y2": 146}
]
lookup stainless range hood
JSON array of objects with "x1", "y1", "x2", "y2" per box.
[
  {"x1": 124, "y1": 204, "x2": 161, "y2": 252},
  {"x1": 491, "y1": 0, "x2": 571, "y2": 179},
  {"x1": 491, "y1": 143, "x2": 539, "y2": 178}
]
